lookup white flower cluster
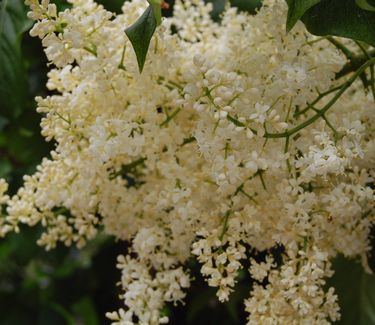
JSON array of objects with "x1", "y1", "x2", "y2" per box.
[
  {"x1": 192, "y1": 225, "x2": 246, "y2": 302},
  {"x1": 0, "y1": 179, "x2": 9, "y2": 237},
  {"x1": 1, "y1": 0, "x2": 375, "y2": 323},
  {"x1": 0, "y1": 179, "x2": 8, "y2": 204},
  {"x1": 106, "y1": 254, "x2": 189, "y2": 325},
  {"x1": 246, "y1": 247, "x2": 340, "y2": 324}
]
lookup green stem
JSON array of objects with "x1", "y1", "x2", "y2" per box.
[
  {"x1": 239, "y1": 189, "x2": 258, "y2": 204},
  {"x1": 84, "y1": 45, "x2": 97, "y2": 56},
  {"x1": 336, "y1": 49, "x2": 375, "y2": 79},
  {"x1": 327, "y1": 37, "x2": 355, "y2": 60},
  {"x1": 160, "y1": 108, "x2": 181, "y2": 127},
  {"x1": 294, "y1": 84, "x2": 343, "y2": 118},
  {"x1": 118, "y1": 43, "x2": 127, "y2": 70},
  {"x1": 157, "y1": 76, "x2": 183, "y2": 91},
  {"x1": 219, "y1": 210, "x2": 231, "y2": 242},
  {"x1": 55, "y1": 112, "x2": 71, "y2": 125},
  {"x1": 355, "y1": 41, "x2": 375, "y2": 101},
  {"x1": 227, "y1": 114, "x2": 245, "y2": 127},
  {"x1": 204, "y1": 87, "x2": 220, "y2": 110},
  {"x1": 284, "y1": 136, "x2": 292, "y2": 174},
  {"x1": 265, "y1": 57, "x2": 375, "y2": 139},
  {"x1": 168, "y1": 80, "x2": 183, "y2": 91},
  {"x1": 258, "y1": 170, "x2": 267, "y2": 191}
]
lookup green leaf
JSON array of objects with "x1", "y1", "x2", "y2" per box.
[
  {"x1": 285, "y1": 0, "x2": 321, "y2": 32},
  {"x1": 0, "y1": 0, "x2": 32, "y2": 119},
  {"x1": 300, "y1": 0, "x2": 375, "y2": 47},
  {"x1": 125, "y1": 5, "x2": 157, "y2": 73},
  {"x1": 356, "y1": 0, "x2": 375, "y2": 12},
  {"x1": 0, "y1": 0, "x2": 31, "y2": 36},
  {"x1": 361, "y1": 273, "x2": 375, "y2": 324},
  {"x1": 209, "y1": 0, "x2": 227, "y2": 19},
  {"x1": 210, "y1": 0, "x2": 262, "y2": 19},
  {"x1": 328, "y1": 256, "x2": 375, "y2": 324},
  {"x1": 231, "y1": 0, "x2": 262, "y2": 14},
  {"x1": 147, "y1": 0, "x2": 162, "y2": 25},
  {"x1": 73, "y1": 296, "x2": 100, "y2": 325},
  {"x1": 0, "y1": 117, "x2": 9, "y2": 131}
]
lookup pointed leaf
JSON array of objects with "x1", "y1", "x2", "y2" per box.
[
  {"x1": 356, "y1": 0, "x2": 375, "y2": 12},
  {"x1": 285, "y1": 0, "x2": 321, "y2": 32},
  {"x1": 125, "y1": 5, "x2": 157, "y2": 73},
  {"x1": 147, "y1": 0, "x2": 162, "y2": 25},
  {"x1": 301, "y1": 0, "x2": 375, "y2": 47}
]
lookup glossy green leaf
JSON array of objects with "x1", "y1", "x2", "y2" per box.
[
  {"x1": 300, "y1": 0, "x2": 375, "y2": 47},
  {"x1": 285, "y1": 0, "x2": 321, "y2": 31},
  {"x1": 0, "y1": 0, "x2": 31, "y2": 36},
  {"x1": 0, "y1": 0, "x2": 32, "y2": 119},
  {"x1": 356, "y1": 0, "x2": 375, "y2": 12},
  {"x1": 125, "y1": 5, "x2": 157, "y2": 73},
  {"x1": 147, "y1": 0, "x2": 162, "y2": 25},
  {"x1": 328, "y1": 256, "x2": 375, "y2": 324}
]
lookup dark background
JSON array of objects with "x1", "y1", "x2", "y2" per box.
[{"x1": 0, "y1": 0, "x2": 373, "y2": 324}]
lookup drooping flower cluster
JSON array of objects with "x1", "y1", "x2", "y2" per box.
[
  {"x1": 0, "y1": 179, "x2": 9, "y2": 235},
  {"x1": 1, "y1": 0, "x2": 375, "y2": 323}
]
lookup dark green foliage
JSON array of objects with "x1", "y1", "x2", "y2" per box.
[
  {"x1": 301, "y1": 0, "x2": 375, "y2": 48},
  {"x1": 356, "y1": 0, "x2": 375, "y2": 12},
  {"x1": 0, "y1": 0, "x2": 31, "y2": 120},
  {"x1": 0, "y1": 1, "x2": 122, "y2": 323},
  {"x1": 231, "y1": 0, "x2": 262, "y2": 13},
  {"x1": 286, "y1": 0, "x2": 375, "y2": 47},
  {"x1": 1, "y1": 0, "x2": 375, "y2": 324},
  {"x1": 0, "y1": 1, "x2": 51, "y2": 191},
  {"x1": 0, "y1": 227, "x2": 124, "y2": 325},
  {"x1": 285, "y1": 0, "x2": 320, "y2": 32},
  {"x1": 209, "y1": 0, "x2": 262, "y2": 20},
  {"x1": 328, "y1": 256, "x2": 375, "y2": 325}
]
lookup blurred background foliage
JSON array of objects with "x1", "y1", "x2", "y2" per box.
[{"x1": 0, "y1": 0, "x2": 374, "y2": 324}]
